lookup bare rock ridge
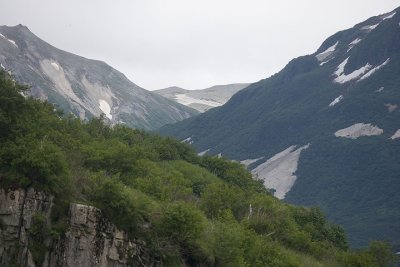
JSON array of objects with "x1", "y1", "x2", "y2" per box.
[{"x1": 0, "y1": 188, "x2": 154, "y2": 267}]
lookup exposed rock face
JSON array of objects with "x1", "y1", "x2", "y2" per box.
[
  {"x1": 0, "y1": 188, "x2": 153, "y2": 267},
  {"x1": 0, "y1": 25, "x2": 198, "y2": 130},
  {"x1": 0, "y1": 188, "x2": 53, "y2": 267}
]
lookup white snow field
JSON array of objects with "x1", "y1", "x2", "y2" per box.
[
  {"x1": 334, "y1": 123, "x2": 383, "y2": 139},
  {"x1": 316, "y1": 41, "x2": 338, "y2": 62},
  {"x1": 98, "y1": 99, "x2": 112, "y2": 120},
  {"x1": 251, "y1": 144, "x2": 309, "y2": 199}
]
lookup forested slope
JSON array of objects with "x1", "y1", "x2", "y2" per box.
[{"x1": 0, "y1": 70, "x2": 397, "y2": 266}]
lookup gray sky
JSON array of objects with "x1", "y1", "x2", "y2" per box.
[{"x1": 1, "y1": 0, "x2": 399, "y2": 90}]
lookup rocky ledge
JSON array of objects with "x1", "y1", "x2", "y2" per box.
[{"x1": 0, "y1": 188, "x2": 154, "y2": 267}]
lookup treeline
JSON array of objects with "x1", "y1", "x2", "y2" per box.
[{"x1": 0, "y1": 70, "x2": 397, "y2": 266}]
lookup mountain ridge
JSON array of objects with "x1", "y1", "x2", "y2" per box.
[
  {"x1": 159, "y1": 7, "x2": 400, "y2": 248},
  {"x1": 0, "y1": 24, "x2": 198, "y2": 130},
  {"x1": 154, "y1": 83, "x2": 250, "y2": 112}
]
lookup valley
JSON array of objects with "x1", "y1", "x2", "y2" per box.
[{"x1": 1, "y1": 2, "x2": 399, "y2": 266}]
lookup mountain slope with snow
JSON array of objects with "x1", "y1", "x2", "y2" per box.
[
  {"x1": 160, "y1": 8, "x2": 400, "y2": 248},
  {"x1": 0, "y1": 25, "x2": 198, "y2": 130},
  {"x1": 154, "y1": 83, "x2": 250, "y2": 112}
]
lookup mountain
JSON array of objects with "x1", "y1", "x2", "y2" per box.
[
  {"x1": 0, "y1": 25, "x2": 198, "y2": 130},
  {"x1": 3, "y1": 70, "x2": 393, "y2": 267},
  {"x1": 154, "y1": 83, "x2": 250, "y2": 112},
  {"x1": 159, "y1": 8, "x2": 400, "y2": 248}
]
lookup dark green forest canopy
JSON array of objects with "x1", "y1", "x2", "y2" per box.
[{"x1": 0, "y1": 70, "x2": 397, "y2": 266}]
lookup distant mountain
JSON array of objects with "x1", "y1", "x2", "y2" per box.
[
  {"x1": 154, "y1": 83, "x2": 250, "y2": 112},
  {"x1": 0, "y1": 25, "x2": 198, "y2": 130},
  {"x1": 160, "y1": 8, "x2": 400, "y2": 248}
]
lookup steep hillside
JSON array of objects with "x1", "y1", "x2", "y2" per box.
[
  {"x1": 0, "y1": 25, "x2": 198, "y2": 130},
  {"x1": 2, "y1": 70, "x2": 396, "y2": 266},
  {"x1": 154, "y1": 83, "x2": 250, "y2": 112},
  {"x1": 159, "y1": 8, "x2": 400, "y2": 248}
]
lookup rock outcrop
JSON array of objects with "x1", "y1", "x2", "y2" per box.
[
  {"x1": 0, "y1": 188, "x2": 53, "y2": 267},
  {"x1": 0, "y1": 188, "x2": 153, "y2": 267}
]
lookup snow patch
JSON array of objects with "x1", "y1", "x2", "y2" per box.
[
  {"x1": 174, "y1": 93, "x2": 221, "y2": 107},
  {"x1": 181, "y1": 136, "x2": 193, "y2": 144},
  {"x1": 334, "y1": 123, "x2": 383, "y2": 139},
  {"x1": 98, "y1": 99, "x2": 112, "y2": 120},
  {"x1": 391, "y1": 129, "x2": 400, "y2": 140},
  {"x1": 382, "y1": 12, "x2": 396, "y2": 20},
  {"x1": 0, "y1": 33, "x2": 18, "y2": 48},
  {"x1": 334, "y1": 64, "x2": 372, "y2": 83},
  {"x1": 217, "y1": 153, "x2": 222, "y2": 158},
  {"x1": 316, "y1": 41, "x2": 338, "y2": 62},
  {"x1": 198, "y1": 149, "x2": 210, "y2": 156},
  {"x1": 50, "y1": 62, "x2": 60, "y2": 71},
  {"x1": 240, "y1": 157, "x2": 263, "y2": 167},
  {"x1": 329, "y1": 95, "x2": 343, "y2": 107},
  {"x1": 81, "y1": 77, "x2": 116, "y2": 119},
  {"x1": 0, "y1": 63, "x2": 5, "y2": 70},
  {"x1": 334, "y1": 58, "x2": 372, "y2": 84},
  {"x1": 361, "y1": 24, "x2": 379, "y2": 31},
  {"x1": 359, "y1": 59, "x2": 390, "y2": 81},
  {"x1": 7, "y1": 39, "x2": 18, "y2": 48},
  {"x1": 347, "y1": 38, "x2": 362, "y2": 52},
  {"x1": 334, "y1": 57, "x2": 349, "y2": 76},
  {"x1": 376, "y1": 87, "x2": 384, "y2": 92},
  {"x1": 320, "y1": 57, "x2": 334, "y2": 66},
  {"x1": 349, "y1": 38, "x2": 362, "y2": 46},
  {"x1": 385, "y1": 103, "x2": 398, "y2": 113},
  {"x1": 251, "y1": 144, "x2": 310, "y2": 199}
]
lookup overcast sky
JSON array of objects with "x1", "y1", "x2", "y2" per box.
[{"x1": 1, "y1": 0, "x2": 399, "y2": 90}]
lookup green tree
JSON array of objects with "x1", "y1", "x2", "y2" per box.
[
  {"x1": 0, "y1": 136, "x2": 69, "y2": 193},
  {"x1": 367, "y1": 241, "x2": 397, "y2": 267}
]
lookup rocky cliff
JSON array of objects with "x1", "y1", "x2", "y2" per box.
[{"x1": 0, "y1": 188, "x2": 155, "y2": 267}]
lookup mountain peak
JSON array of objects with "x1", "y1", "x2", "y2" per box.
[
  {"x1": 155, "y1": 83, "x2": 250, "y2": 112},
  {"x1": 0, "y1": 24, "x2": 31, "y2": 35},
  {"x1": 0, "y1": 25, "x2": 198, "y2": 130},
  {"x1": 159, "y1": 8, "x2": 400, "y2": 248}
]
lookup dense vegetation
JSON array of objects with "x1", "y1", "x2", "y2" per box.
[
  {"x1": 158, "y1": 9, "x2": 400, "y2": 249},
  {"x1": 0, "y1": 70, "x2": 397, "y2": 266}
]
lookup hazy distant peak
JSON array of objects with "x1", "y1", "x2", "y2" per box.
[{"x1": 155, "y1": 83, "x2": 250, "y2": 112}]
